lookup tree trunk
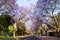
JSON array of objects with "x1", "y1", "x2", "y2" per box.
[
  {"x1": 45, "y1": 31, "x2": 47, "y2": 36},
  {"x1": 13, "y1": 31, "x2": 15, "y2": 38}
]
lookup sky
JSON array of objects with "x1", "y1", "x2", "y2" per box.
[{"x1": 16, "y1": 0, "x2": 38, "y2": 7}]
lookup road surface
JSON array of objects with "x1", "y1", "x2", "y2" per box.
[{"x1": 18, "y1": 35, "x2": 60, "y2": 40}]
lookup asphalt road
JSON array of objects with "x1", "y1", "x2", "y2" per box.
[{"x1": 18, "y1": 35, "x2": 60, "y2": 40}]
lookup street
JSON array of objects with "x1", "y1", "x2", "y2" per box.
[{"x1": 18, "y1": 35, "x2": 60, "y2": 40}]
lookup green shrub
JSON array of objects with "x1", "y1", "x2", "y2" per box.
[
  {"x1": 3, "y1": 37, "x2": 16, "y2": 40},
  {"x1": 0, "y1": 31, "x2": 9, "y2": 36},
  {"x1": 0, "y1": 37, "x2": 16, "y2": 40}
]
